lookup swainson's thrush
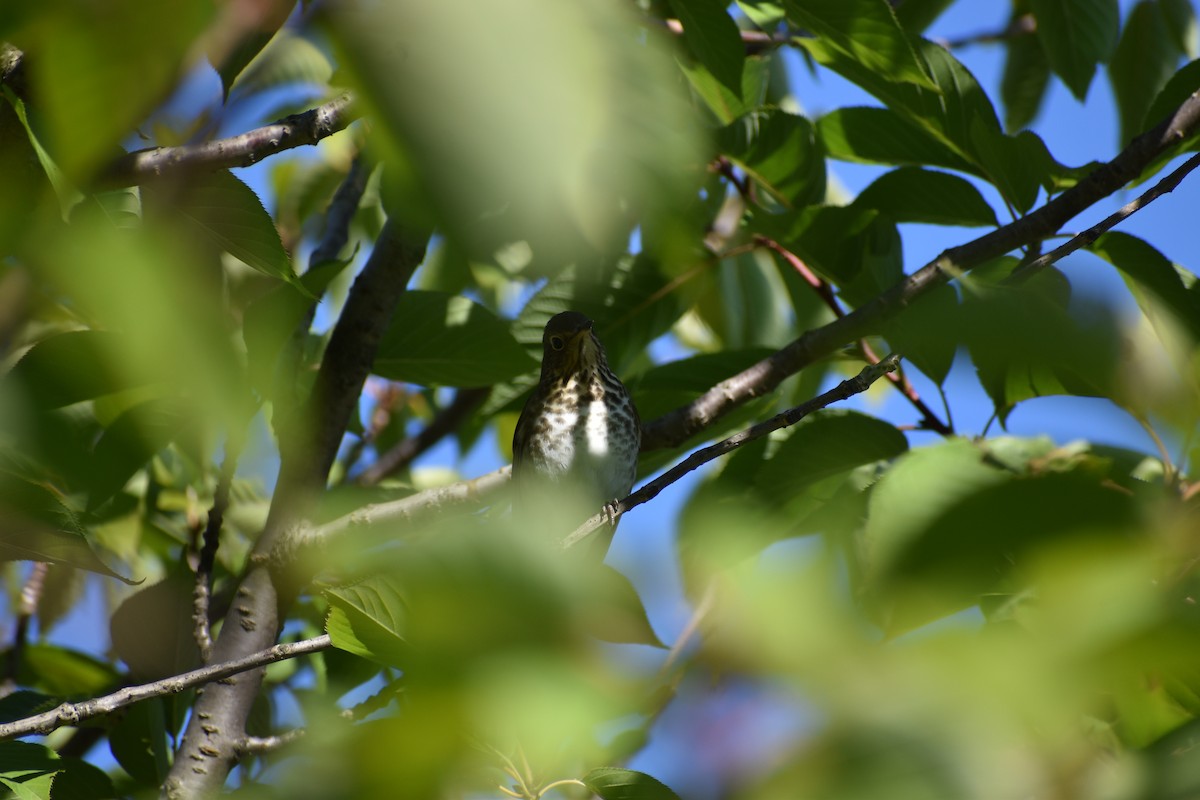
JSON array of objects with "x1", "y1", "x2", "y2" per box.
[{"x1": 512, "y1": 311, "x2": 640, "y2": 533}]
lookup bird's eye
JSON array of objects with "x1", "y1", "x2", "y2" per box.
[{"x1": 549, "y1": 335, "x2": 565, "y2": 351}]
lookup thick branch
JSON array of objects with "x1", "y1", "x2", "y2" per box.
[
  {"x1": 165, "y1": 218, "x2": 428, "y2": 799},
  {"x1": 642, "y1": 91, "x2": 1200, "y2": 450},
  {"x1": 1008, "y1": 151, "x2": 1200, "y2": 284},
  {"x1": 0, "y1": 635, "x2": 330, "y2": 741},
  {"x1": 102, "y1": 93, "x2": 358, "y2": 188},
  {"x1": 290, "y1": 466, "x2": 512, "y2": 553},
  {"x1": 564, "y1": 356, "x2": 901, "y2": 549}
]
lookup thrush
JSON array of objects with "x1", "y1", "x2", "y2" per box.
[{"x1": 512, "y1": 311, "x2": 640, "y2": 535}]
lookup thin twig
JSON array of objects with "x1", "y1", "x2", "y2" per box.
[
  {"x1": 564, "y1": 356, "x2": 902, "y2": 549},
  {"x1": 0, "y1": 635, "x2": 331, "y2": 741},
  {"x1": 309, "y1": 155, "x2": 369, "y2": 268},
  {"x1": 193, "y1": 431, "x2": 246, "y2": 662},
  {"x1": 358, "y1": 387, "x2": 490, "y2": 486},
  {"x1": 1008, "y1": 152, "x2": 1200, "y2": 285},
  {"x1": 2, "y1": 562, "x2": 48, "y2": 693},
  {"x1": 938, "y1": 13, "x2": 1036, "y2": 50}
]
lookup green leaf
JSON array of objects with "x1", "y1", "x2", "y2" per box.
[
  {"x1": 584, "y1": 566, "x2": 664, "y2": 647},
  {"x1": 0, "y1": 87, "x2": 78, "y2": 218},
  {"x1": 755, "y1": 409, "x2": 909, "y2": 503},
  {"x1": 817, "y1": 106, "x2": 977, "y2": 174},
  {"x1": 583, "y1": 767, "x2": 682, "y2": 800},
  {"x1": 970, "y1": 124, "x2": 1053, "y2": 213},
  {"x1": 110, "y1": 574, "x2": 202, "y2": 681},
  {"x1": 854, "y1": 167, "x2": 998, "y2": 227},
  {"x1": 1088, "y1": 231, "x2": 1200, "y2": 342},
  {"x1": 1142, "y1": 58, "x2": 1200, "y2": 143},
  {"x1": 1001, "y1": 23, "x2": 1051, "y2": 130},
  {"x1": 665, "y1": 0, "x2": 746, "y2": 96},
  {"x1": 0, "y1": 742, "x2": 59, "y2": 799},
  {"x1": 754, "y1": 205, "x2": 902, "y2": 306},
  {"x1": 19, "y1": 645, "x2": 120, "y2": 697},
  {"x1": 1109, "y1": 1, "x2": 1184, "y2": 147},
  {"x1": 228, "y1": 28, "x2": 330, "y2": 101},
  {"x1": 374, "y1": 292, "x2": 537, "y2": 387},
  {"x1": 881, "y1": 282, "x2": 959, "y2": 386},
  {"x1": 31, "y1": 0, "x2": 214, "y2": 177},
  {"x1": 109, "y1": 698, "x2": 170, "y2": 786},
  {"x1": 870, "y1": 471, "x2": 1139, "y2": 632},
  {"x1": 782, "y1": 0, "x2": 935, "y2": 89},
  {"x1": 736, "y1": 1, "x2": 787, "y2": 29},
  {"x1": 679, "y1": 55, "x2": 771, "y2": 124},
  {"x1": 804, "y1": 38, "x2": 1003, "y2": 168},
  {"x1": 242, "y1": 256, "x2": 353, "y2": 395},
  {"x1": 717, "y1": 109, "x2": 826, "y2": 207},
  {"x1": 961, "y1": 266, "x2": 1121, "y2": 422},
  {"x1": 164, "y1": 170, "x2": 294, "y2": 281},
  {"x1": 0, "y1": 692, "x2": 61, "y2": 724},
  {"x1": 7, "y1": 331, "x2": 153, "y2": 410},
  {"x1": 87, "y1": 398, "x2": 187, "y2": 510},
  {"x1": 0, "y1": 473, "x2": 135, "y2": 583},
  {"x1": 864, "y1": 438, "x2": 1011, "y2": 579},
  {"x1": 1029, "y1": 0, "x2": 1119, "y2": 100},
  {"x1": 326, "y1": 578, "x2": 409, "y2": 667},
  {"x1": 1160, "y1": 0, "x2": 1199, "y2": 57},
  {"x1": 892, "y1": 0, "x2": 956, "y2": 32}
]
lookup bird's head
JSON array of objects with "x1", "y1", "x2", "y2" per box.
[{"x1": 540, "y1": 311, "x2": 604, "y2": 380}]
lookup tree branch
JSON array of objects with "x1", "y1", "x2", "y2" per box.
[
  {"x1": 754, "y1": 235, "x2": 953, "y2": 435},
  {"x1": 563, "y1": 355, "x2": 902, "y2": 549},
  {"x1": 0, "y1": 635, "x2": 331, "y2": 741},
  {"x1": 641, "y1": 91, "x2": 1200, "y2": 451},
  {"x1": 1007, "y1": 151, "x2": 1200, "y2": 284},
  {"x1": 357, "y1": 387, "x2": 490, "y2": 486},
  {"x1": 165, "y1": 218, "x2": 428, "y2": 799},
  {"x1": 101, "y1": 93, "x2": 358, "y2": 188},
  {"x1": 290, "y1": 466, "x2": 512, "y2": 553}
]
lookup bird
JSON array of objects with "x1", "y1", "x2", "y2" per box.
[{"x1": 512, "y1": 311, "x2": 640, "y2": 542}]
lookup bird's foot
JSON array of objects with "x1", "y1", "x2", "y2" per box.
[{"x1": 602, "y1": 499, "x2": 622, "y2": 528}]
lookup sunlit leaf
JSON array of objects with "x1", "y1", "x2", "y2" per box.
[
  {"x1": 678, "y1": 55, "x2": 772, "y2": 125},
  {"x1": 783, "y1": 0, "x2": 934, "y2": 90},
  {"x1": 228, "y1": 27, "x2": 330, "y2": 102},
  {"x1": 326, "y1": 577, "x2": 408, "y2": 667},
  {"x1": 717, "y1": 109, "x2": 826, "y2": 207}
]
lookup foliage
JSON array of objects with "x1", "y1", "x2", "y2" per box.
[{"x1": 0, "y1": 0, "x2": 1198, "y2": 798}]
